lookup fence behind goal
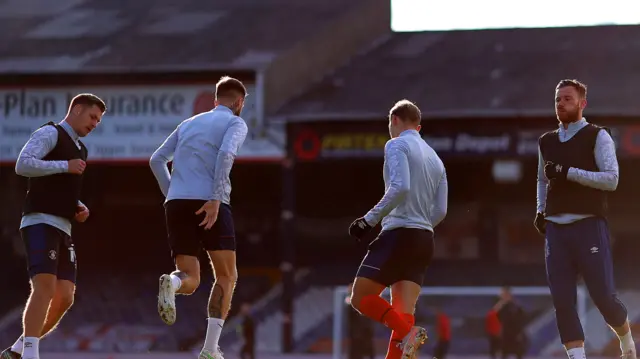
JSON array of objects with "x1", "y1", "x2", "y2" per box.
[{"x1": 331, "y1": 286, "x2": 588, "y2": 359}]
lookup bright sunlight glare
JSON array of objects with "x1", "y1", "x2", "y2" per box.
[{"x1": 391, "y1": 0, "x2": 640, "y2": 32}]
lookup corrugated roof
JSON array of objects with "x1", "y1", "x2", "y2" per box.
[
  {"x1": 276, "y1": 25, "x2": 640, "y2": 119},
  {"x1": 0, "y1": 0, "x2": 366, "y2": 73}
]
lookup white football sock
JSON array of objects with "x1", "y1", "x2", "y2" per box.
[
  {"x1": 22, "y1": 337, "x2": 40, "y2": 359},
  {"x1": 203, "y1": 318, "x2": 225, "y2": 352},
  {"x1": 566, "y1": 347, "x2": 586, "y2": 359},
  {"x1": 620, "y1": 330, "x2": 636, "y2": 353},
  {"x1": 169, "y1": 274, "x2": 182, "y2": 292},
  {"x1": 10, "y1": 336, "x2": 23, "y2": 354}
]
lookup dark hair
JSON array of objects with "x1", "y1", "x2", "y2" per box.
[
  {"x1": 390, "y1": 99, "x2": 421, "y2": 123},
  {"x1": 70, "y1": 93, "x2": 107, "y2": 113},
  {"x1": 215, "y1": 76, "x2": 247, "y2": 99},
  {"x1": 556, "y1": 79, "x2": 587, "y2": 98}
]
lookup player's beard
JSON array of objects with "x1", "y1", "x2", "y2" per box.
[{"x1": 556, "y1": 108, "x2": 580, "y2": 124}]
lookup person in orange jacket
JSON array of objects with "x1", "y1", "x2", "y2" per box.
[{"x1": 432, "y1": 307, "x2": 451, "y2": 359}]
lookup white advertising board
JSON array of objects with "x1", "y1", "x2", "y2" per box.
[{"x1": 0, "y1": 85, "x2": 283, "y2": 162}]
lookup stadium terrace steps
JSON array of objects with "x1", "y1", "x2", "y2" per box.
[
  {"x1": 289, "y1": 285, "x2": 553, "y2": 356},
  {"x1": 0, "y1": 271, "x2": 276, "y2": 352},
  {"x1": 226, "y1": 287, "x2": 335, "y2": 353},
  {"x1": 197, "y1": 269, "x2": 312, "y2": 352}
]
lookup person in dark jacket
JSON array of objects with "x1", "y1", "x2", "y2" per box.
[
  {"x1": 496, "y1": 287, "x2": 527, "y2": 359},
  {"x1": 486, "y1": 298, "x2": 503, "y2": 359}
]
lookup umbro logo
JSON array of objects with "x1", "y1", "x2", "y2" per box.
[{"x1": 555, "y1": 164, "x2": 563, "y2": 172}]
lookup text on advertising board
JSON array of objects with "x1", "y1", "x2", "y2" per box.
[
  {"x1": 293, "y1": 130, "x2": 513, "y2": 160},
  {"x1": 1, "y1": 90, "x2": 187, "y2": 119},
  {"x1": 0, "y1": 85, "x2": 279, "y2": 161},
  {"x1": 292, "y1": 125, "x2": 636, "y2": 160}
]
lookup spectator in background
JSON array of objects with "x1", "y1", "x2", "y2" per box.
[
  {"x1": 345, "y1": 283, "x2": 375, "y2": 359},
  {"x1": 486, "y1": 298, "x2": 503, "y2": 359},
  {"x1": 496, "y1": 287, "x2": 527, "y2": 359},
  {"x1": 432, "y1": 307, "x2": 451, "y2": 359},
  {"x1": 239, "y1": 303, "x2": 256, "y2": 359}
]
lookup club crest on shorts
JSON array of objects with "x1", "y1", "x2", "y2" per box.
[{"x1": 48, "y1": 250, "x2": 57, "y2": 260}]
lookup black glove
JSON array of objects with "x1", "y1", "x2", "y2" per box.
[
  {"x1": 349, "y1": 217, "x2": 372, "y2": 241},
  {"x1": 544, "y1": 161, "x2": 569, "y2": 181},
  {"x1": 534, "y1": 212, "x2": 546, "y2": 235}
]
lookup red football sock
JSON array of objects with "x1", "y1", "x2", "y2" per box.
[
  {"x1": 386, "y1": 313, "x2": 415, "y2": 359},
  {"x1": 359, "y1": 295, "x2": 412, "y2": 338}
]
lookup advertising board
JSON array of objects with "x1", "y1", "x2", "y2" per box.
[{"x1": 0, "y1": 85, "x2": 283, "y2": 162}]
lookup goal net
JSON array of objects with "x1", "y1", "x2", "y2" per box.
[{"x1": 331, "y1": 286, "x2": 588, "y2": 359}]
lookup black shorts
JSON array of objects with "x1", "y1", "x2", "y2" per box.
[
  {"x1": 21, "y1": 224, "x2": 77, "y2": 283},
  {"x1": 356, "y1": 227, "x2": 434, "y2": 287},
  {"x1": 165, "y1": 199, "x2": 236, "y2": 259}
]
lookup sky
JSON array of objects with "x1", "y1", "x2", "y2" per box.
[{"x1": 391, "y1": 0, "x2": 640, "y2": 32}]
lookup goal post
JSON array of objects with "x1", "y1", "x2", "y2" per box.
[{"x1": 332, "y1": 285, "x2": 588, "y2": 359}]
